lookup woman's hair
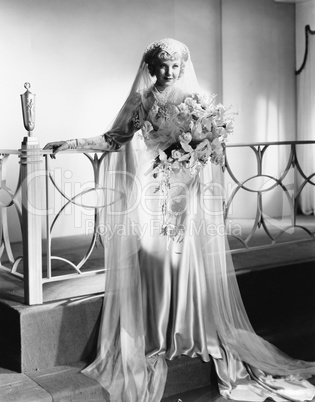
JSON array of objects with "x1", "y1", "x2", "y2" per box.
[
  {"x1": 144, "y1": 38, "x2": 189, "y2": 78},
  {"x1": 147, "y1": 50, "x2": 186, "y2": 78}
]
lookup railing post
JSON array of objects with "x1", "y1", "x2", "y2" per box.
[
  {"x1": 19, "y1": 83, "x2": 43, "y2": 305},
  {"x1": 19, "y1": 136, "x2": 43, "y2": 305}
]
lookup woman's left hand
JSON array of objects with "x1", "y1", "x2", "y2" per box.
[{"x1": 43, "y1": 141, "x2": 69, "y2": 158}]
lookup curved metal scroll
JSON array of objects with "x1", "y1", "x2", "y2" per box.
[
  {"x1": 224, "y1": 141, "x2": 315, "y2": 250},
  {"x1": 296, "y1": 25, "x2": 315, "y2": 75},
  {"x1": 45, "y1": 152, "x2": 124, "y2": 280}
]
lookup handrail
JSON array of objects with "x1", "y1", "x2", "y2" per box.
[
  {"x1": 224, "y1": 141, "x2": 315, "y2": 251},
  {"x1": 0, "y1": 140, "x2": 314, "y2": 305},
  {"x1": 226, "y1": 140, "x2": 315, "y2": 147}
]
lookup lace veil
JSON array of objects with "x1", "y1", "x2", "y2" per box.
[
  {"x1": 82, "y1": 38, "x2": 315, "y2": 402},
  {"x1": 81, "y1": 38, "x2": 202, "y2": 401}
]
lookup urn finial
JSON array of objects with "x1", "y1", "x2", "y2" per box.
[{"x1": 21, "y1": 82, "x2": 36, "y2": 136}]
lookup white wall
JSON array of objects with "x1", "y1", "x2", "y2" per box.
[
  {"x1": 0, "y1": 0, "x2": 221, "y2": 150},
  {"x1": 222, "y1": 0, "x2": 296, "y2": 143},
  {"x1": 221, "y1": 0, "x2": 296, "y2": 218},
  {"x1": 0, "y1": 0, "x2": 299, "y2": 236},
  {"x1": 0, "y1": 0, "x2": 221, "y2": 239}
]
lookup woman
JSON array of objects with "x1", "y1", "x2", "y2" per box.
[{"x1": 44, "y1": 38, "x2": 315, "y2": 402}]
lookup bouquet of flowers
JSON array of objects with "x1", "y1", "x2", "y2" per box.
[
  {"x1": 151, "y1": 93, "x2": 235, "y2": 176},
  {"x1": 140, "y1": 92, "x2": 235, "y2": 241}
]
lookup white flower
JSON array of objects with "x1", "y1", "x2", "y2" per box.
[
  {"x1": 178, "y1": 153, "x2": 190, "y2": 162},
  {"x1": 216, "y1": 103, "x2": 227, "y2": 114},
  {"x1": 141, "y1": 121, "x2": 153, "y2": 138},
  {"x1": 180, "y1": 141, "x2": 193, "y2": 153},
  {"x1": 225, "y1": 120, "x2": 234, "y2": 134},
  {"x1": 171, "y1": 149, "x2": 184, "y2": 160},
  {"x1": 192, "y1": 106, "x2": 205, "y2": 119},
  {"x1": 187, "y1": 152, "x2": 198, "y2": 167},
  {"x1": 211, "y1": 138, "x2": 222, "y2": 153},
  {"x1": 195, "y1": 138, "x2": 210, "y2": 151},
  {"x1": 211, "y1": 154, "x2": 225, "y2": 165},
  {"x1": 159, "y1": 149, "x2": 167, "y2": 162},
  {"x1": 192, "y1": 122, "x2": 203, "y2": 139},
  {"x1": 216, "y1": 126, "x2": 226, "y2": 138},
  {"x1": 184, "y1": 97, "x2": 196, "y2": 107},
  {"x1": 179, "y1": 132, "x2": 192, "y2": 143},
  {"x1": 177, "y1": 103, "x2": 190, "y2": 117},
  {"x1": 202, "y1": 117, "x2": 212, "y2": 132}
]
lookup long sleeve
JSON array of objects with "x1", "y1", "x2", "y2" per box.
[
  {"x1": 66, "y1": 134, "x2": 116, "y2": 151},
  {"x1": 66, "y1": 92, "x2": 150, "y2": 151}
]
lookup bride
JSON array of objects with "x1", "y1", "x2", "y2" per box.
[{"x1": 44, "y1": 38, "x2": 315, "y2": 402}]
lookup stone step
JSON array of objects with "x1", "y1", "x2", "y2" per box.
[
  {"x1": 164, "y1": 357, "x2": 213, "y2": 398},
  {"x1": 1, "y1": 260, "x2": 315, "y2": 374},
  {"x1": 0, "y1": 295, "x2": 103, "y2": 373},
  {"x1": 162, "y1": 385, "x2": 219, "y2": 402},
  {"x1": 237, "y1": 260, "x2": 315, "y2": 361},
  {"x1": 0, "y1": 358, "x2": 214, "y2": 402},
  {"x1": 0, "y1": 363, "x2": 108, "y2": 402}
]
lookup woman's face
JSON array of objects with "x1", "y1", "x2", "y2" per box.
[{"x1": 154, "y1": 58, "x2": 181, "y2": 90}]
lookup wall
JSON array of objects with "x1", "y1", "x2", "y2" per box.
[
  {"x1": 0, "y1": 0, "x2": 298, "y2": 237},
  {"x1": 222, "y1": 0, "x2": 296, "y2": 218},
  {"x1": 222, "y1": 0, "x2": 296, "y2": 143},
  {"x1": 0, "y1": 0, "x2": 221, "y2": 150},
  {"x1": 0, "y1": 0, "x2": 221, "y2": 239}
]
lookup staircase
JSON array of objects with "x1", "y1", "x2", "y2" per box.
[{"x1": 0, "y1": 240, "x2": 315, "y2": 401}]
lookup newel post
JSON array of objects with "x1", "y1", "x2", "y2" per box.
[{"x1": 19, "y1": 83, "x2": 43, "y2": 305}]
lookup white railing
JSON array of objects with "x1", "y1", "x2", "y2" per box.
[
  {"x1": 0, "y1": 139, "x2": 314, "y2": 305},
  {"x1": 0, "y1": 136, "x2": 109, "y2": 305},
  {"x1": 43, "y1": 150, "x2": 108, "y2": 284},
  {"x1": 224, "y1": 140, "x2": 315, "y2": 250}
]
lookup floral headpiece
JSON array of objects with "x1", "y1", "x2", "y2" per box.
[{"x1": 144, "y1": 38, "x2": 189, "y2": 64}]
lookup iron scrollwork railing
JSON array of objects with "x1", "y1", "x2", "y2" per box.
[
  {"x1": 43, "y1": 150, "x2": 109, "y2": 283},
  {"x1": 0, "y1": 148, "x2": 113, "y2": 304},
  {"x1": 296, "y1": 25, "x2": 315, "y2": 75},
  {"x1": 0, "y1": 151, "x2": 23, "y2": 277},
  {"x1": 224, "y1": 140, "x2": 315, "y2": 251},
  {"x1": 0, "y1": 141, "x2": 314, "y2": 304}
]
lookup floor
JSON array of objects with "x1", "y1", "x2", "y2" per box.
[
  {"x1": 0, "y1": 216, "x2": 314, "y2": 401},
  {"x1": 0, "y1": 216, "x2": 315, "y2": 304}
]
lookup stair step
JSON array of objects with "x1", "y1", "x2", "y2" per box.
[
  {"x1": 164, "y1": 357, "x2": 213, "y2": 398},
  {"x1": 162, "y1": 385, "x2": 220, "y2": 402},
  {"x1": 0, "y1": 367, "x2": 52, "y2": 402},
  {"x1": 1, "y1": 261, "x2": 315, "y2": 375},
  {"x1": 0, "y1": 295, "x2": 103, "y2": 373},
  {"x1": 25, "y1": 362, "x2": 108, "y2": 402},
  {"x1": 0, "y1": 363, "x2": 108, "y2": 402},
  {"x1": 0, "y1": 358, "x2": 212, "y2": 402}
]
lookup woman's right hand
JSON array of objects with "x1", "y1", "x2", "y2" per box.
[{"x1": 43, "y1": 141, "x2": 69, "y2": 159}]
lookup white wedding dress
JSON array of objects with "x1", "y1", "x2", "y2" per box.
[{"x1": 59, "y1": 39, "x2": 315, "y2": 402}]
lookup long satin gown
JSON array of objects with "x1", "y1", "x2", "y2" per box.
[{"x1": 82, "y1": 84, "x2": 315, "y2": 402}]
